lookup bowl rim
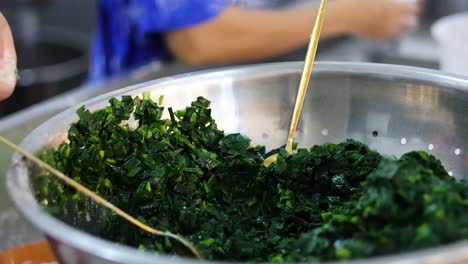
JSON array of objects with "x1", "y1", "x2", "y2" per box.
[{"x1": 6, "y1": 61, "x2": 468, "y2": 264}]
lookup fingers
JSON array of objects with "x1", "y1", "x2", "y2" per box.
[
  {"x1": 347, "y1": 0, "x2": 425, "y2": 40},
  {"x1": 401, "y1": 15, "x2": 418, "y2": 28},
  {"x1": 0, "y1": 12, "x2": 17, "y2": 100},
  {"x1": 392, "y1": 0, "x2": 423, "y2": 16}
]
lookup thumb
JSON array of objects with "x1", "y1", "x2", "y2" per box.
[{"x1": 0, "y1": 12, "x2": 17, "y2": 101}]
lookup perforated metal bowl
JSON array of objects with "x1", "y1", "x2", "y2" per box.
[{"x1": 7, "y1": 62, "x2": 468, "y2": 264}]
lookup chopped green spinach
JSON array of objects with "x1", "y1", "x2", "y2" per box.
[{"x1": 36, "y1": 95, "x2": 468, "y2": 262}]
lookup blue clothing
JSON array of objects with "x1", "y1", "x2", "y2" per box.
[{"x1": 90, "y1": 0, "x2": 227, "y2": 81}]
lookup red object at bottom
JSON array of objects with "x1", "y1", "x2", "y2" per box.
[{"x1": 0, "y1": 240, "x2": 58, "y2": 264}]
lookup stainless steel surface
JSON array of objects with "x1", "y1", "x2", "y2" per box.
[{"x1": 6, "y1": 62, "x2": 468, "y2": 263}]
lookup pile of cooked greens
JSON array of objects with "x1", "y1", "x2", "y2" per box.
[{"x1": 37, "y1": 93, "x2": 468, "y2": 262}]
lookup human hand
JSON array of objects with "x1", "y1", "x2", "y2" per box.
[
  {"x1": 337, "y1": 0, "x2": 424, "y2": 40},
  {"x1": 0, "y1": 12, "x2": 17, "y2": 100}
]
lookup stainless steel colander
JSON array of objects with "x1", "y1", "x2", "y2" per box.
[{"x1": 6, "y1": 62, "x2": 468, "y2": 264}]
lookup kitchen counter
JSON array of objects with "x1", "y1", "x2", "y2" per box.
[{"x1": 0, "y1": 28, "x2": 440, "y2": 250}]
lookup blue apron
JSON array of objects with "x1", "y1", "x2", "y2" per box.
[{"x1": 89, "y1": 0, "x2": 297, "y2": 82}]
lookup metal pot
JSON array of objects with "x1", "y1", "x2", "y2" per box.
[{"x1": 6, "y1": 62, "x2": 468, "y2": 264}]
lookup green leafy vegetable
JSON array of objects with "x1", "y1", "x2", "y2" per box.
[{"x1": 36, "y1": 94, "x2": 468, "y2": 262}]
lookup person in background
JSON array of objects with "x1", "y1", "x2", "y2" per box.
[
  {"x1": 0, "y1": 0, "x2": 424, "y2": 99},
  {"x1": 91, "y1": 0, "x2": 424, "y2": 81}
]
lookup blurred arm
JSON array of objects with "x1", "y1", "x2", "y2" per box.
[
  {"x1": 165, "y1": 5, "x2": 343, "y2": 65},
  {"x1": 165, "y1": 0, "x2": 422, "y2": 65}
]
